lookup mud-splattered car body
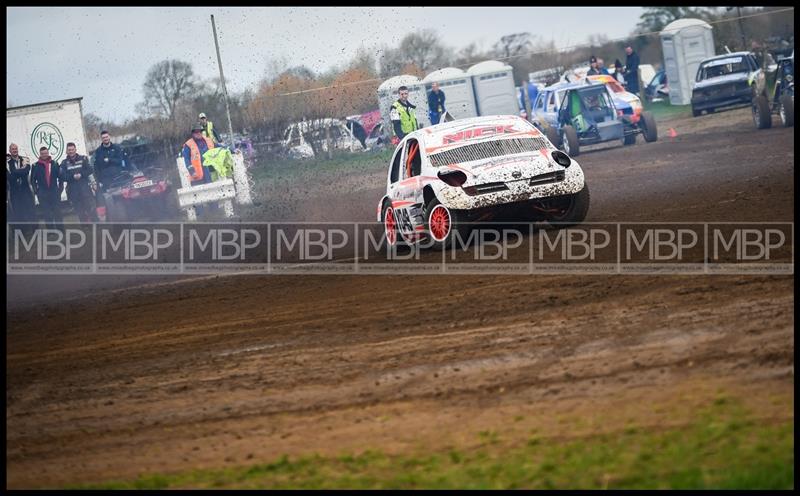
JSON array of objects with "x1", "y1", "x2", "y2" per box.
[{"x1": 376, "y1": 115, "x2": 589, "y2": 246}]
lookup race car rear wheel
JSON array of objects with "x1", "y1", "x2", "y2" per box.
[
  {"x1": 622, "y1": 133, "x2": 637, "y2": 146},
  {"x1": 753, "y1": 95, "x2": 772, "y2": 129},
  {"x1": 779, "y1": 94, "x2": 794, "y2": 127},
  {"x1": 561, "y1": 125, "x2": 580, "y2": 157},
  {"x1": 543, "y1": 183, "x2": 590, "y2": 228},
  {"x1": 425, "y1": 198, "x2": 468, "y2": 250}
]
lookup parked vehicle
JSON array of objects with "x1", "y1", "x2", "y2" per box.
[
  {"x1": 530, "y1": 80, "x2": 657, "y2": 156},
  {"x1": 282, "y1": 118, "x2": 364, "y2": 158},
  {"x1": 753, "y1": 51, "x2": 794, "y2": 129},
  {"x1": 377, "y1": 115, "x2": 589, "y2": 249},
  {"x1": 691, "y1": 51, "x2": 766, "y2": 117},
  {"x1": 645, "y1": 70, "x2": 669, "y2": 102}
]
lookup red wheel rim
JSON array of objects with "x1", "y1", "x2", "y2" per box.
[
  {"x1": 429, "y1": 205, "x2": 451, "y2": 241},
  {"x1": 384, "y1": 207, "x2": 397, "y2": 245}
]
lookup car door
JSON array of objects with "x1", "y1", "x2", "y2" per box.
[{"x1": 387, "y1": 137, "x2": 424, "y2": 237}]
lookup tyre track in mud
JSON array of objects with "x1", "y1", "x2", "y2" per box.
[{"x1": 6, "y1": 108, "x2": 795, "y2": 488}]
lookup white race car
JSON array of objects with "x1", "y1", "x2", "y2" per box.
[{"x1": 377, "y1": 115, "x2": 589, "y2": 248}]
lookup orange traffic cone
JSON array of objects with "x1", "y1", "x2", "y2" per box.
[{"x1": 668, "y1": 128, "x2": 678, "y2": 138}]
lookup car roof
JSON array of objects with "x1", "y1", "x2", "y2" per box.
[
  {"x1": 405, "y1": 114, "x2": 532, "y2": 143},
  {"x1": 699, "y1": 52, "x2": 752, "y2": 63},
  {"x1": 541, "y1": 79, "x2": 605, "y2": 92}
]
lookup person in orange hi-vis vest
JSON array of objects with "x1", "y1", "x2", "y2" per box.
[{"x1": 181, "y1": 123, "x2": 215, "y2": 186}]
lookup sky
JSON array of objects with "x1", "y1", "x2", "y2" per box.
[{"x1": 7, "y1": 6, "x2": 644, "y2": 122}]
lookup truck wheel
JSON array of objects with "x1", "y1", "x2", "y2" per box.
[
  {"x1": 561, "y1": 125, "x2": 580, "y2": 157},
  {"x1": 692, "y1": 107, "x2": 701, "y2": 117},
  {"x1": 640, "y1": 111, "x2": 658, "y2": 142},
  {"x1": 105, "y1": 198, "x2": 128, "y2": 223},
  {"x1": 545, "y1": 125, "x2": 561, "y2": 148},
  {"x1": 545, "y1": 184, "x2": 590, "y2": 228},
  {"x1": 425, "y1": 198, "x2": 469, "y2": 250},
  {"x1": 779, "y1": 94, "x2": 794, "y2": 127},
  {"x1": 753, "y1": 95, "x2": 772, "y2": 129}
]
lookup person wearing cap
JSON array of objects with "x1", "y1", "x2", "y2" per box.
[
  {"x1": 587, "y1": 55, "x2": 602, "y2": 76},
  {"x1": 612, "y1": 59, "x2": 626, "y2": 85},
  {"x1": 198, "y1": 113, "x2": 222, "y2": 144},
  {"x1": 182, "y1": 123, "x2": 215, "y2": 186}
]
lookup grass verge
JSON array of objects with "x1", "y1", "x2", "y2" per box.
[
  {"x1": 644, "y1": 100, "x2": 693, "y2": 121},
  {"x1": 68, "y1": 391, "x2": 793, "y2": 489}
]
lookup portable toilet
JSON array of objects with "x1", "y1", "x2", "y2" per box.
[
  {"x1": 422, "y1": 67, "x2": 478, "y2": 122},
  {"x1": 377, "y1": 75, "x2": 430, "y2": 136},
  {"x1": 467, "y1": 60, "x2": 519, "y2": 116},
  {"x1": 659, "y1": 18, "x2": 715, "y2": 105}
]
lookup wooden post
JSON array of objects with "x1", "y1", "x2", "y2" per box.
[{"x1": 325, "y1": 122, "x2": 332, "y2": 160}]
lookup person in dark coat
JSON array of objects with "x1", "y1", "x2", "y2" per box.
[
  {"x1": 6, "y1": 143, "x2": 37, "y2": 229},
  {"x1": 31, "y1": 147, "x2": 64, "y2": 229},
  {"x1": 60, "y1": 142, "x2": 98, "y2": 222},
  {"x1": 624, "y1": 45, "x2": 641, "y2": 95}
]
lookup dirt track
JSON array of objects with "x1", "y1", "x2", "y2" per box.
[{"x1": 5, "y1": 108, "x2": 795, "y2": 488}]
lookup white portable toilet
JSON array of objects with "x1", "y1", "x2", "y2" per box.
[
  {"x1": 376, "y1": 75, "x2": 430, "y2": 135},
  {"x1": 422, "y1": 67, "x2": 478, "y2": 122},
  {"x1": 467, "y1": 60, "x2": 519, "y2": 116},
  {"x1": 659, "y1": 18, "x2": 715, "y2": 105}
]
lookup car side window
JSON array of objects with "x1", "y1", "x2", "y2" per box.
[
  {"x1": 389, "y1": 145, "x2": 403, "y2": 183},
  {"x1": 534, "y1": 93, "x2": 545, "y2": 112},
  {"x1": 548, "y1": 91, "x2": 557, "y2": 109},
  {"x1": 403, "y1": 139, "x2": 421, "y2": 179}
]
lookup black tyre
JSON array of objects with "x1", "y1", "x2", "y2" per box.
[
  {"x1": 561, "y1": 125, "x2": 580, "y2": 157},
  {"x1": 692, "y1": 107, "x2": 701, "y2": 117},
  {"x1": 545, "y1": 125, "x2": 561, "y2": 148},
  {"x1": 543, "y1": 183, "x2": 590, "y2": 228},
  {"x1": 623, "y1": 133, "x2": 637, "y2": 146},
  {"x1": 640, "y1": 111, "x2": 658, "y2": 142},
  {"x1": 425, "y1": 198, "x2": 469, "y2": 250},
  {"x1": 753, "y1": 95, "x2": 772, "y2": 129},
  {"x1": 779, "y1": 94, "x2": 794, "y2": 127}
]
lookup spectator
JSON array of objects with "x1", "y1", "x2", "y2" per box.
[
  {"x1": 624, "y1": 45, "x2": 641, "y2": 95},
  {"x1": 390, "y1": 85, "x2": 419, "y2": 140},
  {"x1": 6, "y1": 143, "x2": 37, "y2": 229},
  {"x1": 613, "y1": 59, "x2": 626, "y2": 85},
  {"x1": 31, "y1": 147, "x2": 64, "y2": 230},
  {"x1": 93, "y1": 130, "x2": 133, "y2": 187},
  {"x1": 60, "y1": 142, "x2": 98, "y2": 223},
  {"x1": 182, "y1": 123, "x2": 215, "y2": 186},
  {"x1": 597, "y1": 58, "x2": 610, "y2": 75},
  {"x1": 518, "y1": 80, "x2": 539, "y2": 119},
  {"x1": 587, "y1": 55, "x2": 601, "y2": 76},
  {"x1": 427, "y1": 82, "x2": 446, "y2": 125},
  {"x1": 199, "y1": 112, "x2": 222, "y2": 144}
]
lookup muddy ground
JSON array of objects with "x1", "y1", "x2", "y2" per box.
[{"x1": 5, "y1": 108, "x2": 795, "y2": 488}]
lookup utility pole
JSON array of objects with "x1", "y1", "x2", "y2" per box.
[{"x1": 211, "y1": 15, "x2": 235, "y2": 145}]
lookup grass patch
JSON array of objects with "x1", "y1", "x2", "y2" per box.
[
  {"x1": 68, "y1": 395, "x2": 793, "y2": 490},
  {"x1": 644, "y1": 100, "x2": 692, "y2": 121}
]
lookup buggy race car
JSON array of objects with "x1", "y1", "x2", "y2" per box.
[
  {"x1": 531, "y1": 80, "x2": 657, "y2": 156},
  {"x1": 377, "y1": 115, "x2": 589, "y2": 248}
]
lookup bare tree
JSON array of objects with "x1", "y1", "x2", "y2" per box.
[
  {"x1": 141, "y1": 59, "x2": 197, "y2": 122},
  {"x1": 493, "y1": 32, "x2": 534, "y2": 59},
  {"x1": 399, "y1": 29, "x2": 450, "y2": 72}
]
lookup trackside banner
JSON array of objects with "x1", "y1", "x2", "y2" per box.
[{"x1": 6, "y1": 222, "x2": 793, "y2": 275}]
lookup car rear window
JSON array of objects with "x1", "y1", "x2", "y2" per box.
[{"x1": 429, "y1": 137, "x2": 551, "y2": 167}]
